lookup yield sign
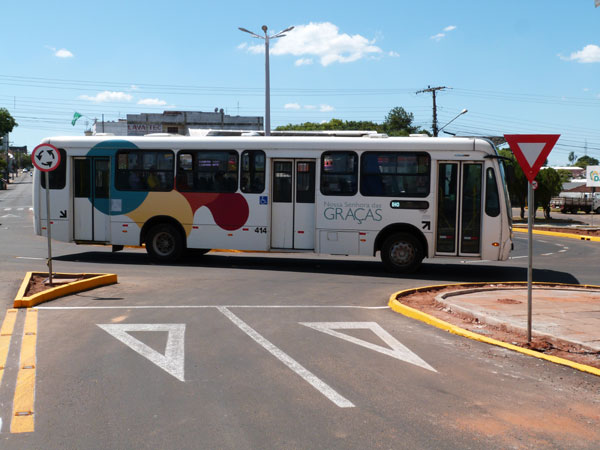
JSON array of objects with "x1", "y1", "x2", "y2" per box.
[{"x1": 504, "y1": 134, "x2": 560, "y2": 183}]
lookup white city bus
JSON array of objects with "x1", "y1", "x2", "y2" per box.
[{"x1": 33, "y1": 132, "x2": 512, "y2": 272}]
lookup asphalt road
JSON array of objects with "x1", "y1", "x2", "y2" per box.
[{"x1": 1, "y1": 174, "x2": 599, "y2": 449}]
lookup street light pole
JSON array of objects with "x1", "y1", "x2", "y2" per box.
[
  {"x1": 438, "y1": 109, "x2": 468, "y2": 135},
  {"x1": 239, "y1": 25, "x2": 294, "y2": 136},
  {"x1": 264, "y1": 26, "x2": 271, "y2": 136}
]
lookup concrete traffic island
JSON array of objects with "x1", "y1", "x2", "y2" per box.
[
  {"x1": 14, "y1": 272, "x2": 118, "y2": 308},
  {"x1": 389, "y1": 282, "x2": 600, "y2": 377}
]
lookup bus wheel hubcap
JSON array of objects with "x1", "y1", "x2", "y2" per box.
[
  {"x1": 390, "y1": 241, "x2": 413, "y2": 266},
  {"x1": 154, "y1": 232, "x2": 174, "y2": 256}
]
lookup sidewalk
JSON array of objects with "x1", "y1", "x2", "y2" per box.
[{"x1": 436, "y1": 286, "x2": 600, "y2": 352}]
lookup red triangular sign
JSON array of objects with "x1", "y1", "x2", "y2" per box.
[{"x1": 504, "y1": 134, "x2": 560, "y2": 183}]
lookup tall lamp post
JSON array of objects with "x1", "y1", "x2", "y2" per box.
[
  {"x1": 239, "y1": 25, "x2": 294, "y2": 136},
  {"x1": 438, "y1": 109, "x2": 468, "y2": 135}
]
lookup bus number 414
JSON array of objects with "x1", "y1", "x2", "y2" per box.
[{"x1": 254, "y1": 227, "x2": 267, "y2": 234}]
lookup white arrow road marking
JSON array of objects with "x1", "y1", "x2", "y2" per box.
[
  {"x1": 97, "y1": 324, "x2": 186, "y2": 382},
  {"x1": 300, "y1": 322, "x2": 437, "y2": 373},
  {"x1": 218, "y1": 307, "x2": 354, "y2": 408}
]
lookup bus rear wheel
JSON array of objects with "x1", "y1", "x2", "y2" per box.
[
  {"x1": 146, "y1": 224, "x2": 184, "y2": 262},
  {"x1": 381, "y1": 233, "x2": 423, "y2": 273}
]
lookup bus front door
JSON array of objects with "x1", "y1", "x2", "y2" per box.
[
  {"x1": 435, "y1": 162, "x2": 483, "y2": 257},
  {"x1": 73, "y1": 157, "x2": 110, "y2": 242},
  {"x1": 271, "y1": 159, "x2": 316, "y2": 249}
]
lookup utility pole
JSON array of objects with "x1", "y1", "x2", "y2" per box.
[{"x1": 416, "y1": 86, "x2": 447, "y2": 136}]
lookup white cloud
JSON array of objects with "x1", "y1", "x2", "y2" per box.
[
  {"x1": 388, "y1": 51, "x2": 400, "y2": 57},
  {"x1": 304, "y1": 105, "x2": 316, "y2": 110},
  {"x1": 295, "y1": 58, "x2": 313, "y2": 66},
  {"x1": 319, "y1": 104, "x2": 334, "y2": 112},
  {"x1": 137, "y1": 98, "x2": 167, "y2": 106},
  {"x1": 245, "y1": 22, "x2": 382, "y2": 66},
  {"x1": 79, "y1": 91, "x2": 133, "y2": 102},
  {"x1": 284, "y1": 103, "x2": 301, "y2": 110},
  {"x1": 55, "y1": 48, "x2": 74, "y2": 58},
  {"x1": 237, "y1": 42, "x2": 247, "y2": 50},
  {"x1": 46, "y1": 46, "x2": 74, "y2": 58},
  {"x1": 431, "y1": 25, "x2": 456, "y2": 42},
  {"x1": 560, "y1": 44, "x2": 600, "y2": 63}
]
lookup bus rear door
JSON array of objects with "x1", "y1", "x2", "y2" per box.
[{"x1": 271, "y1": 159, "x2": 316, "y2": 249}]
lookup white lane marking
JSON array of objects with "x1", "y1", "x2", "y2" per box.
[
  {"x1": 509, "y1": 255, "x2": 528, "y2": 259},
  {"x1": 37, "y1": 305, "x2": 390, "y2": 310},
  {"x1": 541, "y1": 253, "x2": 554, "y2": 256},
  {"x1": 558, "y1": 249, "x2": 567, "y2": 253},
  {"x1": 3, "y1": 208, "x2": 11, "y2": 211},
  {"x1": 218, "y1": 306, "x2": 354, "y2": 408},
  {"x1": 300, "y1": 322, "x2": 436, "y2": 373},
  {"x1": 17, "y1": 208, "x2": 23, "y2": 211},
  {"x1": 538, "y1": 240, "x2": 549, "y2": 244},
  {"x1": 1, "y1": 214, "x2": 18, "y2": 218},
  {"x1": 16, "y1": 257, "x2": 45, "y2": 260},
  {"x1": 97, "y1": 323, "x2": 186, "y2": 382}
]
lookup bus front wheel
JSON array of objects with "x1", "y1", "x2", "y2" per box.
[
  {"x1": 381, "y1": 233, "x2": 423, "y2": 273},
  {"x1": 146, "y1": 224, "x2": 184, "y2": 262}
]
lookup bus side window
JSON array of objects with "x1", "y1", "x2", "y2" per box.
[
  {"x1": 320, "y1": 151, "x2": 358, "y2": 196},
  {"x1": 360, "y1": 152, "x2": 430, "y2": 197},
  {"x1": 485, "y1": 168, "x2": 501, "y2": 217},
  {"x1": 241, "y1": 150, "x2": 265, "y2": 194},
  {"x1": 116, "y1": 150, "x2": 174, "y2": 191}
]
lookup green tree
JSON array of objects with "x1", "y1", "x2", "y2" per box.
[
  {"x1": 573, "y1": 155, "x2": 599, "y2": 168},
  {"x1": 1, "y1": 108, "x2": 18, "y2": 181},
  {"x1": 498, "y1": 148, "x2": 528, "y2": 219},
  {"x1": 383, "y1": 107, "x2": 418, "y2": 135},
  {"x1": 556, "y1": 169, "x2": 572, "y2": 184},
  {"x1": 0, "y1": 107, "x2": 18, "y2": 139},
  {"x1": 534, "y1": 167, "x2": 562, "y2": 219},
  {"x1": 276, "y1": 106, "x2": 430, "y2": 136}
]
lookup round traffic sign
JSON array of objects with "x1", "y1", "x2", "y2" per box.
[{"x1": 32, "y1": 144, "x2": 61, "y2": 172}]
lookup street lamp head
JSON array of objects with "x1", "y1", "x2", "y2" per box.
[
  {"x1": 460, "y1": 108, "x2": 468, "y2": 115},
  {"x1": 262, "y1": 25, "x2": 268, "y2": 33}
]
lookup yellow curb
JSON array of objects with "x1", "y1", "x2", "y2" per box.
[
  {"x1": 14, "y1": 272, "x2": 118, "y2": 308},
  {"x1": 388, "y1": 283, "x2": 600, "y2": 378},
  {"x1": 513, "y1": 227, "x2": 600, "y2": 242}
]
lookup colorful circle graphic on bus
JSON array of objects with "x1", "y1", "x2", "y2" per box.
[
  {"x1": 84, "y1": 140, "x2": 250, "y2": 231},
  {"x1": 87, "y1": 140, "x2": 148, "y2": 215}
]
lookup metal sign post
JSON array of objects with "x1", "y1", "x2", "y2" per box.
[
  {"x1": 32, "y1": 143, "x2": 61, "y2": 286},
  {"x1": 45, "y1": 171, "x2": 53, "y2": 285},
  {"x1": 527, "y1": 182, "x2": 534, "y2": 342},
  {"x1": 504, "y1": 134, "x2": 560, "y2": 344}
]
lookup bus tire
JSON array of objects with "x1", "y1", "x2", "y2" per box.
[
  {"x1": 146, "y1": 224, "x2": 184, "y2": 262},
  {"x1": 380, "y1": 232, "x2": 423, "y2": 273}
]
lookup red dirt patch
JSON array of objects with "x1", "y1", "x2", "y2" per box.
[
  {"x1": 25, "y1": 274, "x2": 94, "y2": 297},
  {"x1": 396, "y1": 284, "x2": 600, "y2": 370}
]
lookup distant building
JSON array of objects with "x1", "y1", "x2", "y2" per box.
[
  {"x1": 92, "y1": 110, "x2": 263, "y2": 136},
  {"x1": 550, "y1": 166, "x2": 585, "y2": 179}
]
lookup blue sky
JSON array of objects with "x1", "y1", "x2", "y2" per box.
[{"x1": 2, "y1": 0, "x2": 600, "y2": 165}]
